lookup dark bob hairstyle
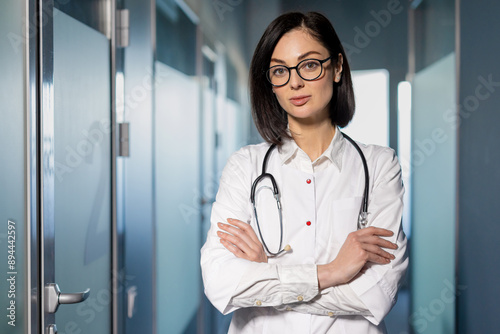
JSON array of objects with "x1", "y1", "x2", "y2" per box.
[{"x1": 250, "y1": 12, "x2": 355, "y2": 145}]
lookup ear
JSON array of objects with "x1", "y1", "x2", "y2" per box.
[{"x1": 334, "y1": 53, "x2": 344, "y2": 83}]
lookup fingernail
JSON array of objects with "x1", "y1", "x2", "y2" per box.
[
  {"x1": 227, "y1": 218, "x2": 233, "y2": 222},
  {"x1": 218, "y1": 222, "x2": 223, "y2": 227},
  {"x1": 217, "y1": 231, "x2": 222, "y2": 236}
]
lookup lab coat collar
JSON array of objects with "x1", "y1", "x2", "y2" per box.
[{"x1": 278, "y1": 125, "x2": 346, "y2": 172}]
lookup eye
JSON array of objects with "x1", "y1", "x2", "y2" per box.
[
  {"x1": 271, "y1": 66, "x2": 288, "y2": 77},
  {"x1": 300, "y1": 60, "x2": 319, "y2": 72}
]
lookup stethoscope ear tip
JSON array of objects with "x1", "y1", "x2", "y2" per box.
[{"x1": 284, "y1": 244, "x2": 292, "y2": 252}]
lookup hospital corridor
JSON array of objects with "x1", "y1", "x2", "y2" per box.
[{"x1": 1, "y1": 0, "x2": 499, "y2": 333}]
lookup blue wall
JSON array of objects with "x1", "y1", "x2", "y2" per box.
[{"x1": 457, "y1": 0, "x2": 500, "y2": 332}]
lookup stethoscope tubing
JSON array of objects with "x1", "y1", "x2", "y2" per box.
[
  {"x1": 250, "y1": 133, "x2": 369, "y2": 256},
  {"x1": 342, "y1": 133, "x2": 369, "y2": 217}
]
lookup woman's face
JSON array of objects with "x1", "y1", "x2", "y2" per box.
[{"x1": 270, "y1": 29, "x2": 342, "y2": 124}]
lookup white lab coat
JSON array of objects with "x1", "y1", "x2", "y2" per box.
[{"x1": 201, "y1": 129, "x2": 408, "y2": 333}]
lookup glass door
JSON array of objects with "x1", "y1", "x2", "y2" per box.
[
  {"x1": 0, "y1": 1, "x2": 29, "y2": 333},
  {"x1": 40, "y1": 1, "x2": 114, "y2": 333},
  {"x1": 154, "y1": 3, "x2": 202, "y2": 332}
]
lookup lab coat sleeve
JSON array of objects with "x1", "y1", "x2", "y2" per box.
[
  {"x1": 200, "y1": 148, "x2": 319, "y2": 315},
  {"x1": 289, "y1": 147, "x2": 408, "y2": 324},
  {"x1": 275, "y1": 283, "x2": 372, "y2": 316},
  {"x1": 348, "y1": 147, "x2": 408, "y2": 324}
]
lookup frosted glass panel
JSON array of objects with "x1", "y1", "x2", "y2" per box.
[
  {"x1": 217, "y1": 99, "x2": 239, "y2": 174},
  {"x1": 201, "y1": 76, "x2": 217, "y2": 239},
  {"x1": 53, "y1": 9, "x2": 111, "y2": 332},
  {"x1": 0, "y1": 1, "x2": 27, "y2": 333},
  {"x1": 344, "y1": 69, "x2": 389, "y2": 146},
  {"x1": 155, "y1": 61, "x2": 200, "y2": 334},
  {"x1": 411, "y1": 53, "x2": 456, "y2": 334}
]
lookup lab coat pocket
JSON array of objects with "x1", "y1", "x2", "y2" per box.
[{"x1": 330, "y1": 196, "x2": 362, "y2": 245}]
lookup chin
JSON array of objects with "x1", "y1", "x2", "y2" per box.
[{"x1": 287, "y1": 105, "x2": 318, "y2": 117}]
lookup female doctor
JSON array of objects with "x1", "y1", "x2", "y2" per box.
[{"x1": 201, "y1": 11, "x2": 408, "y2": 333}]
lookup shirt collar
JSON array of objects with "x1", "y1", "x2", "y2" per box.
[{"x1": 278, "y1": 126, "x2": 346, "y2": 172}]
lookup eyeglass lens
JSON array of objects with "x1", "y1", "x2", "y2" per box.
[{"x1": 267, "y1": 59, "x2": 323, "y2": 86}]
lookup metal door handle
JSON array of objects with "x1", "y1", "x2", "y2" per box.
[
  {"x1": 127, "y1": 285, "x2": 137, "y2": 318},
  {"x1": 47, "y1": 324, "x2": 58, "y2": 334},
  {"x1": 45, "y1": 283, "x2": 90, "y2": 313}
]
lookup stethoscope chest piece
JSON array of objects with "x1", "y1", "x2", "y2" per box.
[{"x1": 358, "y1": 211, "x2": 369, "y2": 229}]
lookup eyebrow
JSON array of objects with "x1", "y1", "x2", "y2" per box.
[{"x1": 271, "y1": 51, "x2": 323, "y2": 65}]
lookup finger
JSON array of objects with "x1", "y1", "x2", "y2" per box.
[
  {"x1": 363, "y1": 235, "x2": 398, "y2": 250},
  {"x1": 365, "y1": 251, "x2": 392, "y2": 265},
  {"x1": 218, "y1": 222, "x2": 259, "y2": 251},
  {"x1": 227, "y1": 218, "x2": 261, "y2": 245},
  {"x1": 349, "y1": 230, "x2": 397, "y2": 250},
  {"x1": 220, "y1": 239, "x2": 246, "y2": 259},
  {"x1": 217, "y1": 230, "x2": 255, "y2": 256},
  {"x1": 362, "y1": 243, "x2": 396, "y2": 261},
  {"x1": 218, "y1": 222, "x2": 254, "y2": 246},
  {"x1": 362, "y1": 226, "x2": 395, "y2": 237}
]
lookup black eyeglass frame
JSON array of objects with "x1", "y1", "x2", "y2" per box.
[{"x1": 266, "y1": 56, "x2": 333, "y2": 87}]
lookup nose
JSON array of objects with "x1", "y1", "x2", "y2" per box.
[{"x1": 288, "y1": 68, "x2": 304, "y2": 89}]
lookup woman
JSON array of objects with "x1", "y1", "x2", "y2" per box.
[{"x1": 201, "y1": 12, "x2": 408, "y2": 333}]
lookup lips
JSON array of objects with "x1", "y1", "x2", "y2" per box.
[{"x1": 289, "y1": 95, "x2": 311, "y2": 106}]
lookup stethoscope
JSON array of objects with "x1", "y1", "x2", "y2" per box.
[{"x1": 250, "y1": 132, "x2": 369, "y2": 257}]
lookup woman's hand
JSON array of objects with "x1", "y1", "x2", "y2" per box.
[
  {"x1": 217, "y1": 218, "x2": 268, "y2": 263},
  {"x1": 318, "y1": 227, "x2": 398, "y2": 289}
]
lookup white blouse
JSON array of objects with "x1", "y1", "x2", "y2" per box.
[{"x1": 201, "y1": 128, "x2": 408, "y2": 333}]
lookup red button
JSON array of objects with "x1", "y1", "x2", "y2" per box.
[
  {"x1": 306, "y1": 179, "x2": 311, "y2": 184},
  {"x1": 306, "y1": 221, "x2": 311, "y2": 226}
]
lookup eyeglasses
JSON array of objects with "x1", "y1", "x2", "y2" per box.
[{"x1": 266, "y1": 56, "x2": 332, "y2": 87}]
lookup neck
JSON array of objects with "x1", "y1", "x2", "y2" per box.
[{"x1": 288, "y1": 117, "x2": 336, "y2": 161}]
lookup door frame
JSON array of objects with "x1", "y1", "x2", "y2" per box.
[
  {"x1": 26, "y1": 0, "x2": 39, "y2": 332},
  {"x1": 38, "y1": 0, "x2": 55, "y2": 331},
  {"x1": 34, "y1": 0, "x2": 119, "y2": 333}
]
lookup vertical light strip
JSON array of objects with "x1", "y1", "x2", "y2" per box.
[
  {"x1": 151, "y1": 0, "x2": 157, "y2": 333},
  {"x1": 347, "y1": 69, "x2": 390, "y2": 146},
  {"x1": 397, "y1": 81, "x2": 412, "y2": 236},
  {"x1": 116, "y1": 72, "x2": 125, "y2": 123},
  {"x1": 397, "y1": 81, "x2": 412, "y2": 178}
]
